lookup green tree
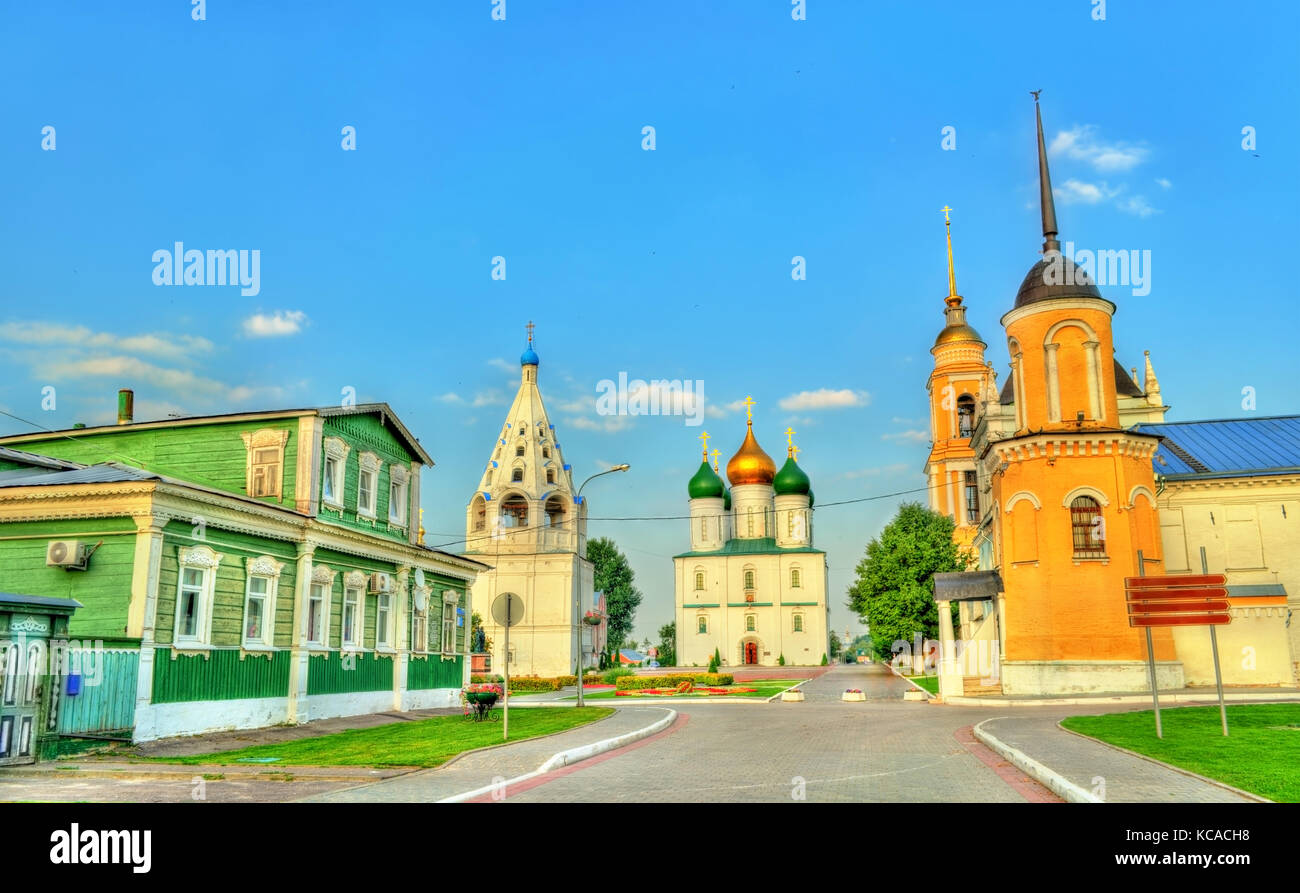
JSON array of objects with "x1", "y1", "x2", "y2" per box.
[
  {"x1": 588, "y1": 537, "x2": 643, "y2": 655},
  {"x1": 656, "y1": 622, "x2": 676, "y2": 667},
  {"x1": 829, "y1": 630, "x2": 842, "y2": 659},
  {"x1": 846, "y1": 502, "x2": 972, "y2": 661}
]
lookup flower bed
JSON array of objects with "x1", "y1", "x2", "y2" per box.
[
  {"x1": 614, "y1": 686, "x2": 756, "y2": 698},
  {"x1": 615, "y1": 673, "x2": 733, "y2": 690}
]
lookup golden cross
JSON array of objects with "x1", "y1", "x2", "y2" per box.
[
  {"x1": 785, "y1": 426, "x2": 795, "y2": 447},
  {"x1": 791, "y1": 444, "x2": 801, "y2": 462},
  {"x1": 699, "y1": 430, "x2": 710, "y2": 456},
  {"x1": 710, "y1": 448, "x2": 720, "y2": 471},
  {"x1": 525, "y1": 320, "x2": 535, "y2": 344},
  {"x1": 742, "y1": 395, "x2": 755, "y2": 422},
  {"x1": 941, "y1": 205, "x2": 952, "y2": 224}
]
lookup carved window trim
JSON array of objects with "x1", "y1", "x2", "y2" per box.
[
  {"x1": 322, "y1": 437, "x2": 351, "y2": 509},
  {"x1": 175, "y1": 545, "x2": 223, "y2": 647},
  {"x1": 242, "y1": 428, "x2": 291, "y2": 499},
  {"x1": 388, "y1": 464, "x2": 410, "y2": 527},
  {"x1": 357, "y1": 453, "x2": 381, "y2": 519},
  {"x1": 242, "y1": 555, "x2": 283, "y2": 649}
]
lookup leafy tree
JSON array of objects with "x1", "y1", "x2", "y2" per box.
[
  {"x1": 846, "y1": 502, "x2": 972, "y2": 661},
  {"x1": 588, "y1": 537, "x2": 643, "y2": 655},
  {"x1": 656, "y1": 622, "x2": 676, "y2": 667},
  {"x1": 829, "y1": 630, "x2": 842, "y2": 659}
]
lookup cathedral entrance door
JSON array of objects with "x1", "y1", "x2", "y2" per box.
[{"x1": 744, "y1": 642, "x2": 758, "y2": 665}]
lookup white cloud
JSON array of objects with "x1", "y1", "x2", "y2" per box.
[
  {"x1": 1055, "y1": 179, "x2": 1119, "y2": 205},
  {"x1": 1050, "y1": 125, "x2": 1149, "y2": 172},
  {"x1": 1155, "y1": 177, "x2": 1172, "y2": 189},
  {"x1": 487, "y1": 357, "x2": 515, "y2": 373},
  {"x1": 881, "y1": 429, "x2": 930, "y2": 444},
  {"x1": 471, "y1": 390, "x2": 507, "y2": 407},
  {"x1": 437, "y1": 393, "x2": 464, "y2": 404},
  {"x1": 0, "y1": 321, "x2": 213, "y2": 360},
  {"x1": 844, "y1": 462, "x2": 913, "y2": 480},
  {"x1": 566, "y1": 414, "x2": 633, "y2": 433},
  {"x1": 1118, "y1": 195, "x2": 1160, "y2": 217},
  {"x1": 777, "y1": 388, "x2": 869, "y2": 411},
  {"x1": 242, "y1": 310, "x2": 306, "y2": 337}
]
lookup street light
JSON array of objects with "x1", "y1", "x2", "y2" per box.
[{"x1": 574, "y1": 464, "x2": 630, "y2": 707}]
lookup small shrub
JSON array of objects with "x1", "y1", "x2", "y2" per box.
[
  {"x1": 778, "y1": 654, "x2": 786, "y2": 666},
  {"x1": 601, "y1": 667, "x2": 637, "y2": 685},
  {"x1": 470, "y1": 674, "x2": 504, "y2": 684},
  {"x1": 820, "y1": 653, "x2": 828, "y2": 666},
  {"x1": 707, "y1": 652, "x2": 719, "y2": 674},
  {"x1": 506, "y1": 676, "x2": 563, "y2": 692}
]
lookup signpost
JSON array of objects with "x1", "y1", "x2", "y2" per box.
[
  {"x1": 1124, "y1": 549, "x2": 1230, "y2": 739},
  {"x1": 491, "y1": 592, "x2": 525, "y2": 741}
]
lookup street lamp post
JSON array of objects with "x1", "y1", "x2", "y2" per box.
[{"x1": 574, "y1": 464, "x2": 630, "y2": 708}]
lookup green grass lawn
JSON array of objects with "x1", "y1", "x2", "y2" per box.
[
  {"x1": 907, "y1": 675, "x2": 939, "y2": 695},
  {"x1": 1061, "y1": 704, "x2": 1300, "y2": 803},
  {"x1": 136, "y1": 707, "x2": 614, "y2": 769},
  {"x1": 572, "y1": 679, "x2": 803, "y2": 700}
]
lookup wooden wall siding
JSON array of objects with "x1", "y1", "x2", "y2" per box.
[
  {"x1": 0, "y1": 517, "x2": 137, "y2": 640},
  {"x1": 306, "y1": 652, "x2": 394, "y2": 694},
  {"x1": 151, "y1": 647, "x2": 291, "y2": 703},
  {"x1": 407, "y1": 655, "x2": 463, "y2": 690},
  {"x1": 56, "y1": 648, "x2": 139, "y2": 735},
  {"x1": 317, "y1": 415, "x2": 416, "y2": 543},
  {"x1": 156, "y1": 524, "x2": 298, "y2": 647},
  {"x1": 3, "y1": 419, "x2": 301, "y2": 510}
]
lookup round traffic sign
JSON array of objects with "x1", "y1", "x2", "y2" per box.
[{"x1": 492, "y1": 592, "x2": 525, "y2": 627}]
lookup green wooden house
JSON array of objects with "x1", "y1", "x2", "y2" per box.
[{"x1": 0, "y1": 398, "x2": 486, "y2": 747}]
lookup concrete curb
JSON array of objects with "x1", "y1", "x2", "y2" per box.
[
  {"x1": 972, "y1": 717, "x2": 1101, "y2": 803},
  {"x1": 886, "y1": 662, "x2": 938, "y2": 700},
  {"x1": 946, "y1": 692, "x2": 1300, "y2": 708},
  {"x1": 436, "y1": 707, "x2": 677, "y2": 803}
]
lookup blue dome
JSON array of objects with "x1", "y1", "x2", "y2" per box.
[{"x1": 521, "y1": 345, "x2": 540, "y2": 366}]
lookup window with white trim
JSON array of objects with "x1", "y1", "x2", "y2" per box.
[
  {"x1": 697, "y1": 615, "x2": 708, "y2": 634},
  {"x1": 322, "y1": 437, "x2": 350, "y2": 508},
  {"x1": 790, "y1": 568, "x2": 801, "y2": 589},
  {"x1": 357, "y1": 452, "x2": 380, "y2": 518},
  {"x1": 441, "y1": 591, "x2": 459, "y2": 653},
  {"x1": 745, "y1": 614, "x2": 756, "y2": 632},
  {"x1": 412, "y1": 588, "x2": 430, "y2": 653},
  {"x1": 242, "y1": 429, "x2": 290, "y2": 499},
  {"x1": 389, "y1": 465, "x2": 409, "y2": 526},
  {"x1": 341, "y1": 585, "x2": 362, "y2": 648},
  {"x1": 242, "y1": 556, "x2": 282, "y2": 648},
  {"x1": 376, "y1": 592, "x2": 392, "y2": 647},
  {"x1": 792, "y1": 613, "x2": 804, "y2": 633},
  {"x1": 175, "y1": 546, "x2": 222, "y2": 646},
  {"x1": 307, "y1": 567, "x2": 334, "y2": 647},
  {"x1": 694, "y1": 570, "x2": 705, "y2": 591}
]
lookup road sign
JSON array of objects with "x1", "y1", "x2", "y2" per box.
[
  {"x1": 1127, "y1": 555, "x2": 1231, "y2": 739},
  {"x1": 491, "y1": 592, "x2": 525, "y2": 627}
]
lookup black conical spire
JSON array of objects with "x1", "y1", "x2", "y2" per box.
[{"x1": 1033, "y1": 92, "x2": 1060, "y2": 255}]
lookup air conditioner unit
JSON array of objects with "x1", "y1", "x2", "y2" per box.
[
  {"x1": 46, "y1": 540, "x2": 88, "y2": 570},
  {"x1": 369, "y1": 572, "x2": 394, "y2": 594}
]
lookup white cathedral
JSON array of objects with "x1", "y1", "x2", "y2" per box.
[
  {"x1": 674, "y1": 402, "x2": 830, "y2": 667},
  {"x1": 463, "y1": 329, "x2": 593, "y2": 678}
]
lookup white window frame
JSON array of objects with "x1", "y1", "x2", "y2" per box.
[
  {"x1": 792, "y1": 613, "x2": 804, "y2": 634},
  {"x1": 357, "y1": 452, "x2": 380, "y2": 519},
  {"x1": 321, "y1": 436, "x2": 350, "y2": 509},
  {"x1": 411, "y1": 586, "x2": 431, "y2": 654},
  {"x1": 341, "y1": 571, "x2": 366, "y2": 649},
  {"x1": 242, "y1": 556, "x2": 283, "y2": 649},
  {"x1": 175, "y1": 545, "x2": 223, "y2": 647},
  {"x1": 441, "y1": 590, "x2": 460, "y2": 654},
  {"x1": 697, "y1": 615, "x2": 708, "y2": 634},
  {"x1": 790, "y1": 567, "x2": 801, "y2": 589},
  {"x1": 307, "y1": 565, "x2": 334, "y2": 648},
  {"x1": 242, "y1": 428, "x2": 290, "y2": 499},
  {"x1": 376, "y1": 592, "x2": 393, "y2": 649},
  {"x1": 388, "y1": 464, "x2": 410, "y2": 527}
]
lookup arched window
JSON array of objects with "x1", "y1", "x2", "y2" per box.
[
  {"x1": 790, "y1": 568, "x2": 801, "y2": 588},
  {"x1": 501, "y1": 495, "x2": 528, "y2": 528},
  {"x1": 746, "y1": 507, "x2": 754, "y2": 537},
  {"x1": 792, "y1": 614, "x2": 804, "y2": 633},
  {"x1": 542, "y1": 446, "x2": 550, "y2": 459},
  {"x1": 697, "y1": 616, "x2": 708, "y2": 634},
  {"x1": 545, "y1": 495, "x2": 566, "y2": 528},
  {"x1": 743, "y1": 569, "x2": 755, "y2": 590},
  {"x1": 511, "y1": 467, "x2": 523, "y2": 482},
  {"x1": 471, "y1": 495, "x2": 487, "y2": 532},
  {"x1": 957, "y1": 394, "x2": 975, "y2": 438},
  {"x1": 546, "y1": 469, "x2": 555, "y2": 484},
  {"x1": 745, "y1": 614, "x2": 756, "y2": 632},
  {"x1": 694, "y1": 571, "x2": 705, "y2": 591},
  {"x1": 1070, "y1": 496, "x2": 1105, "y2": 557}
]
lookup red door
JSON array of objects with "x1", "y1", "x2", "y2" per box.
[{"x1": 744, "y1": 642, "x2": 758, "y2": 665}]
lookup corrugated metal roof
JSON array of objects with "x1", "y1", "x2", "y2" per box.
[
  {"x1": 0, "y1": 447, "x2": 84, "y2": 470},
  {"x1": 0, "y1": 463, "x2": 160, "y2": 488},
  {"x1": 1136, "y1": 416, "x2": 1300, "y2": 478}
]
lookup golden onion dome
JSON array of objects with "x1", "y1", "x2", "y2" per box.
[
  {"x1": 726, "y1": 423, "x2": 777, "y2": 486},
  {"x1": 933, "y1": 321, "x2": 985, "y2": 347}
]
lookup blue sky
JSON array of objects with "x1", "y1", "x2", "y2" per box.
[{"x1": 2, "y1": 1, "x2": 1296, "y2": 644}]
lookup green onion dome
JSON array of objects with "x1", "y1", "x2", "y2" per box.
[
  {"x1": 773, "y1": 455, "x2": 811, "y2": 496},
  {"x1": 688, "y1": 460, "x2": 726, "y2": 499}
]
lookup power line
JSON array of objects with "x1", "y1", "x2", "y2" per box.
[{"x1": 0, "y1": 407, "x2": 148, "y2": 468}]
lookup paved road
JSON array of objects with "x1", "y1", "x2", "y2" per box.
[{"x1": 491, "y1": 664, "x2": 1056, "y2": 803}]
